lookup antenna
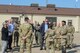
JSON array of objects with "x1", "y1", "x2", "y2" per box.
[
  {"x1": 75, "y1": 0, "x2": 78, "y2": 8},
  {"x1": 46, "y1": 0, "x2": 48, "y2": 5}
]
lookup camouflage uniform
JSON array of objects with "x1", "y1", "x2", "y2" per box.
[
  {"x1": 55, "y1": 26, "x2": 61, "y2": 50},
  {"x1": 31, "y1": 32, "x2": 34, "y2": 47},
  {"x1": 52, "y1": 25, "x2": 56, "y2": 30},
  {"x1": 67, "y1": 25, "x2": 75, "y2": 48},
  {"x1": 35, "y1": 24, "x2": 41, "y2": 45},
  {"x1": 60, "y1": 25, "x2": 68, "y2": 53},
  {"x1": 45, "y1": 28, "x2": 55, "y2": 53},
  {"x1": 52, "y1": 24, "x2": 57, "y2": 49},
  {"x1": 13, "y1": 22, "x2": 19, "y2": 47},
  {"x1": 19, "y1": 23, "x2": 32, "y2": 53},
  {"x1": 30, "y1": 24, "x2": 35, "y2": 47}
]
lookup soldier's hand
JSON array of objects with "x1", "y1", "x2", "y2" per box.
[{"x1": 22, "y1": 37, "x2": 26, "y2": 40}]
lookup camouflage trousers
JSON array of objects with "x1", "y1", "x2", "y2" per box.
[
  {"x1": 20, "y1": 38, "x2": 32, "y2": 53},
  {"x1": 35, "y1": 31, "x2": 41, "y2": 45},
  {"x1": 60, "y1": 35, "x2": 67, "y2": 46},
  {"x1": 46, "y1": 40, "x2": 55, "y2": 53},
  {"x1": 61, "y1": 36, "x2": 67, "y2": 53},
  {"x1": 67, "y1": 33, "x2": 74, "y2": 47},
  {"x1": 31, "y1": 33, "x2": 34, "y2": 46},
  {"x1": 13, "y1": 30, "x2": 19, "y2": 47},
  {"x1": 54, "y1": 38, "x2": 61, "y2": 50}
]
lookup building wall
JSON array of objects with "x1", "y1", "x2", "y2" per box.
[
  {"x1": 20, "y1": 14, "x2": 32, "y2": 24},
  {"x1": 0, "y1": 14, "x2": 32, "y2": 30},
  {"x1": 0, "y1": 14, "x2": 20, "y2": 30},
  {"x1": 32, "y1": 15, "x2": 45, "y2": 24},
  {"x1": 77, "y1": 16, "x2": 80, "y2": 32},
  {"x1": 0, "y1": 13, "x2": 79, "y2": 32},
  {"x1": 32, "y1": 14, "x2": 79, "y2": 32},
  {"x1": 57, "y1": 15, "x2": 79, "y2": 32}
]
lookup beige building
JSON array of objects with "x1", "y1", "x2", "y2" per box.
[{"x1": 0, "y1": 4, "x2": 80, "y2": 32}]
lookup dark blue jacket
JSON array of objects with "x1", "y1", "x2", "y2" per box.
[
  {"x1": 1, "y1": 27, "x2": 8, "y2": 41},
  {"x1": 40, "y1": 23, "x2": 49, "y2": 36}
]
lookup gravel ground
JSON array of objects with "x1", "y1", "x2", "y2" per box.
[{"x1": 0, "y1": 32, "x2": 80, "y2": 53}]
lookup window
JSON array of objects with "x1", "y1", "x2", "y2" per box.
[
  {"x1": 46, "y1": 17, "x2": 57, "y2": 22},
  {"x1": 11, "y1": 17, "x2": 19, "y2": 23}
]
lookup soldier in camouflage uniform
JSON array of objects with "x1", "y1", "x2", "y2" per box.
[
  {"x1": 29, "y1": 20, "x2": 35, "y2": 47},
  {"x1": 34, "y1": 21, "x2": 41, "y2": 45},
  {"x1": 52, "y1": 22, "x2": 58, "y2": 49},
  {"x1": 52, "y1": 22, "x2": 56, "y2": 30},
  {"x1": 60, "y1": 21, "x2": 68, "y2": 53},
  {"x1": 54, "y1": 23, "x2": 61, "y2": 50},
  {"x1": 19, "y1": 17, "x2": 32, "y2": 53},
  {"x1": 35, "y1": 22, "x2": 41, "y2": 45},
  {"x1": 45, "y1": 24, "x2": 55, "y2": 53},
  {"x1": 13, "y1": 21, "x2": 19, "y2": 47},
  {"x1": 67, "y1": 22, "x2": 75, "y2": 48}
]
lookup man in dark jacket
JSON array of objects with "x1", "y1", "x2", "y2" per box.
[
  {"x1": 1, "y1": 22, "x2": 8, "y2": 53},
  {"x1": 40, "y1": 19, "x2": 49, "y2": 50}
]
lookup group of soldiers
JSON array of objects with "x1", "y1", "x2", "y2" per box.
[
  {"x1": 10, "y1": 17, "x2": 75, "y2": 53},
  {"x1": 45, "y1": 21, "x2": 75, "y2": 53}
]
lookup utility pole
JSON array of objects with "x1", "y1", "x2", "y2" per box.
[
  {"x1": 75, "y1": 0, "x2": 78, "y2": 8},
  {"x1": 46, "y1": 0, "x2": 48, "y2": 5}
]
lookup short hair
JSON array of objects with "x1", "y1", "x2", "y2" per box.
[
  {"x1": 24, "y1": 17, "x2": 29, "y2": 21},
  {"x1": 5, "y1": 20, "x2": 8, "y2": 23},
  {"x1": 62, "y1": 20, "x2": 66, "y2": 24}
]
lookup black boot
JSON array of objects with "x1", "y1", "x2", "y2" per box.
[{"x1": 61, "y1": 46, "x2": 66, "y2": 53}]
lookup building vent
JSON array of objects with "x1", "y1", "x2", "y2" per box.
[
  {"x1": 38, "y1": 8, "x2": 41, "y2": 10},
  {"x1": 47, "y1": 4, "x2": 55, "y2": 8},
  {"x1": 31, "y1": 3, "x2": 39, "y2": 7},
  {"x1": 54, "y1": 8, "x2": 58, "y2": 11}
]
